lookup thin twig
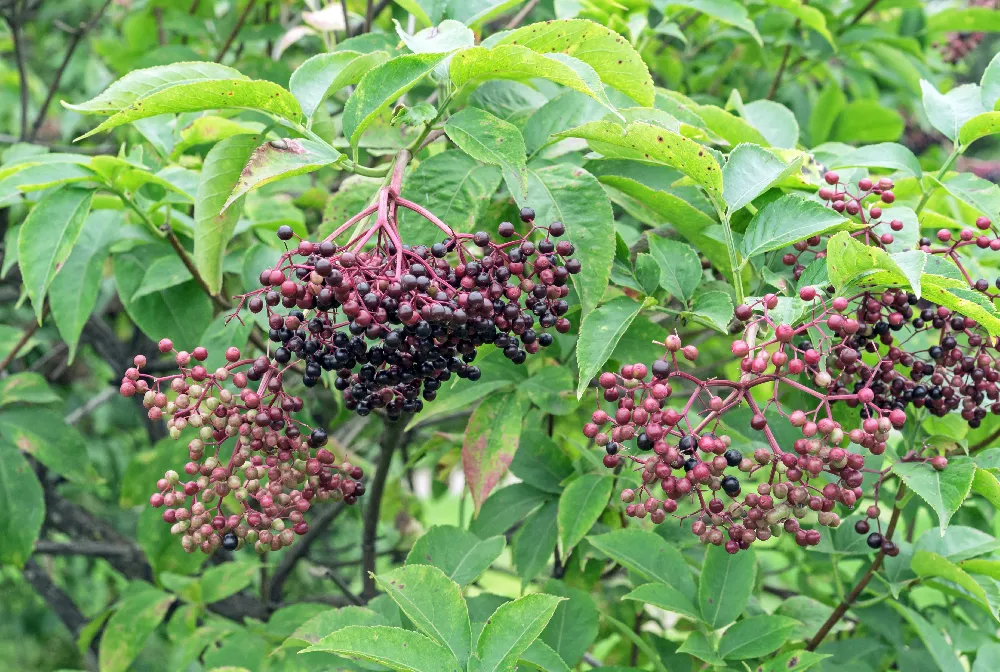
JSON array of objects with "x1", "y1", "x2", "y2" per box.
[
  {"x1": 0, "y1": 304, "x2": 48, "y2": 372},
  {"x1": 766, "y1": 43, "x2": 793, "y2": 100},
  {"x1": 364, "y1": 0, "x2": 373, "y2": 34},
  {"x1": 971, "y1": 427, "x2": 1000, "y2": 453},
  {"x1": 8, "y1": 12, "x2": 29, "y2": 141},
  {"x1": 340, "y1": 0, "x2": 351, "y2": 38},
  {"x1": 269, "y1": 502, "x2": 347, "y2": 600},
  {"x1": 847, "y1": 0, "x2": 881, "y2": 28},
  {"x1": 361, "y1": 419, "x2": 409, "y2": 598},
  {"x1": 505, "y1": 0, "x2": 539, "y2": 30},
  {"x1": 324, "y1": 567, "x2": 364, "y2": 606},
  {"x1": 29, "y1": 0, "x2": 113, "y2": 142},
  {"x1": 64, "y1": 387, "x2": 117, "y2": 425},
  {"x1": 805, "y1": 482, "x2": 906, "y2": 651},
  {"x1": 215, "y1": 0, "x2": 256, "y2": 63}
]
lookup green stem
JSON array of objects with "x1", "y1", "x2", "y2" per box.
[
  {"x1": 717, "y1": 204, "x2": 745, "y2": 305},
  {"x1": 915, "y1": 146, "x2": 962, "y2": 216},
  {"x1": 344, "y1": 161, "x2": 392, "y2": 178},
  {"x1": 110, "y1": 189, "x2": 164, "y2": 238}
]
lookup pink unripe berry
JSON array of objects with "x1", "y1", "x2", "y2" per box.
[
  {"x1": 681, "y1": 345, "x2": 698, "y2": 361},
  {"x1": 976, "y1": 216, "x2": 992, "y2": 230},
  {"x1": 799, "y1": 286, "x2": 816, "y2": 301},
  {"x1": 158, "y1": 338, "x2": 173, "y2": 353},
  {"x1": 824, "y1": 171, "x2": 839, "y2": 185},
  {"x1": 731, "y1": 340, "x2": 750, "y2": 357},
  {"x1": 930, "y1": 456, "x2": 948, "y2": 471}
]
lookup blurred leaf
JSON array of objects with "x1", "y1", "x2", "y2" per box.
[
  {"x1": 99, "y1": 584, "x2": 175, "y2": 672},
  {"x1": 0, "y1": 439, "x2": 44, "y2": 567}
]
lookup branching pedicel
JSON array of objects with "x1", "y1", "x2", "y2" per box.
[
  {"x1": 119, "y1": 151, "x2": 580, "y2": 553},
  {"x1": 585, "y1": 172, "x2": 998, "y2": 554}
]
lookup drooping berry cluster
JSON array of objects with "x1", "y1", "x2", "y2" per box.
[
  {"x1": 119, "y1": 154, "x2": 580, "y2": 553},
  {"x1": 120, "y1": 343, "x2": 364, "y2": 554},
  {"x1": 584, "y1": 204, "x2": 1000, "y2": 553},
  {"x1": 237, "y1": 197, "x2": 576, "y2": 419},
  {"x1": 935, "y1": 0, "x2": 999, "y2": 63}
]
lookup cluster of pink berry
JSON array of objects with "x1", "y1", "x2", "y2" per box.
[{"x1": 120, "y1": 342, "x2": 364, "y2": 554}]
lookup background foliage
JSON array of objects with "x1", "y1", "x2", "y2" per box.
[{"x1": 2, "y1": 0, "x2": 1000, "y2": 671}]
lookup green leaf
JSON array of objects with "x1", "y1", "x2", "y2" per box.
[
  {"x1": 556, "y1": 121, "x2": 722, "y2": 202},
  {"x1": 399, "y1": 150, "x2": 502, "y2": 248},
  {"x1": 762, "y1": 651, "x2": 829, "y2": 671},
  {"x1": 490, "y1": 19, "x2": 654, "y2": 106},
  {"x1": 444, "y1": 107, "x2": 527, "y2": 201},
  {"x1": 558, "y1": 474, "x2": 613, "y2": 553},
  {"x1": 830, "y1": 101, "x2": 904, "y2": 144},
  {"x1": 405, "y1": 526, "x2": 506, "y2": 588},
  {"x1": 634, "y1": 253, "x2": 661, "y2": 296},
  {"x1": 887, "y1": 601, "x2": 963, "y2": 672},
  {"x1": 828, "y1": 142, "x2": 922, "y2": 180},
  {"x1": 698, "y1": 545, "x2": 756, "y2": 629},
  {"x1": 64, "y1": 62, "x2": 245, "y2": 114},
  {"x1": 114, "y1": 246, "x2": 214, "y2": 346},
  {"x1": 396, "y1": 19, "x2": 475, "y2": 60},
  {"x1": 912, "y1": 550, "x2": 994, "y2": 618},
  {"x1": 916, "y1": 525, "x2": 1000, "y2": 562},
  {"x1": 137, "y1": 506, "x2": 205, "y2": 577},
  {"x1": 170, "y1": 116, "x2": 263, "y2": 159},
  {"x1": 718, "y1": 615, "x2": 800, "y2": 659},
  {"x1": 688, "y1": 290, "x2": 734, "y2": 333},
  {"x1": 523, "y1": 91, "x2": 611, "y2": 155},
  {"x1": 0, "y1": 373, "x2": 59, "y2": 407},
  {"x1": 516, "y1": 163, "x2": 615, "y2": 320},
  {"x1": 99, "y1": 585, "x2": 175, "y2": 672},
  {"x1": 519, "y1": 368, "x2": 579, "y2": 416},
  {"x1": 695, "y1": 104, "x2": 770, "y2": 146},
  {"x1": 450, "y1": 46, "x2": 617, "y2": 115},
  {"x1": 519, "y1": 640, "x2": 570, "y2": 672},
  {"x1": 575, "y1": 296, "x2": 646, "y2": 398},
  {"x1": 289, "y1": 51, "x2": 390, "y2": 120},
  {"x1": 513, "y1": 501, "x2": 559, "y2": 586},
  {"x1": 510, "y1": 430, "x2": 574, "y2": 493},
  {"x1": 17, "y1": 186, "x2": 94, "y2": 322},
  {"x1": 470, "y1": 483, "x2": 551, "y2": 539},
  {"x1": 224, "y1": 138, "x2": 342, "y2": 209},
  {"x1": 927, "y1": 7, "x2": 1000, "y2": 33},
  {"x1": 972, "y1": 467, "x2": 1000, "y2": 509},
  {"x1": 973, "y1": 642, "x2": 1000, "y2": 672},
  {"x1": 742, "y1": 99, "x2": 800, "y2": 149},
  {"x1": 892, "y1": 458, "x2": 977, "y2": 532},
  {"x1": 375, "y1": 564, "x2": 472, "y2": 665},
  {"x1": 960, "y1": 112, "x2": 1000, "y2": 147},
  {"x1": 742, "y1": 194, "x2": 852, "y2": 259},
  {"x1": 658, "y1": 0, "x2": 762, "y2": 44},
  {"x1": 982, "y1": 51, "x2": 1000, "y2": 110},
  {"x1": 470, "y1": 594, "x2": 564, "y2": 672},
  {"x1": 0, "y1": 407, "x2": 92, "y2": 484},
  {"x1": 539, "y1": 581, "x2": 600, "y2": 667},
  {"x1": 463, "y1": 393, "x2": 523, "y2": 514},
  {"x1": 722, "y1": 143, "x2": 799, "y2": 212},
  {"x1": 305, "y1": 625, "x2": 462, "y2": 672},
  {"x1": 588, "y1": 529, "x2": 696, "y2": 599},
  {"x1": 198, "y1": 563, "x2": 259, "y2": 605},
  {"x1": 622, "y1": 583, "x2": 701, "y2": 621},
  {"x1": 809, "y1": 82, "x2": 846, "y2": 146},
  {"x1": 76, "y1": 79, "x2": 302, "y2": 141},
  {"x1": 284, "y1": 606, "x2": 385, "y2": 648},
  {"x1": 646, "y1": 235, "x2": 701, "y2": 302},
  {"x1": 0, "y1": 439, "x2": 44, "y2": 567},
  {"x1": 194, "y1": 134, "x2": 260, "y2": 295},
  {"x1": 921, "y1": 80, "x2": 986, "y2": 142},
  {"x1": 49, "y1": 211, "x2": 123, "y2": 361},
  {"x1": 762, "y1": 0, "x2": 834, "y2": 46},
  {"x1": 675, "y1": 630, "x2": 725, "y2": 666},
  {"x1": 936, "y1": 172, "x2": 1000, "y2": 220},
  {"x1": 343, "y1": 53, "x2": 449, "y2": 151}
]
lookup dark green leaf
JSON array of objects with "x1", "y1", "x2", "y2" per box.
[
  {"x1": 887, "y1": 602, "x2": 963, "y2": 672},
  {"x1": 470, "y1": 483, "x2": 551, "y2": 539},
  {"x1": 588, "y1": 529, "x2": 696, "y2": 599},
  {"x1": 405, "y1": 526, "x2": 506, "y2": 588},
  {"x1": 622, "y1": 583, "x2": 701, "y2": 621},
  {"x1": 722, "y1": 143, "x2": 799, "y2": 212},
  {"x1": 647, "y1": 236, "x2": 701, "y2": 303},
  {"x1": 892, "y1": 458, "x2": 976, "y2": 531},
  {"x1": 0, "y1": 407, "x2": 92, "y2": 484},
  {"x1": 470, "y1": 593, "x2": 564, "y2": 672},
  {"x1": 289, "y1": 51, "x2": 390, "y2": 119},
  {"x1": 558, "y1": 473, "x2": 614, "y2": 553},
  {"x1": 698, "y1": 545, "x2": 756, "y2": 629},
  {"x1": 513, "y1": 501, "x2": 559, "y2": 586},
  {"x1": 0, "y1": 439, "x2": 44, "y2": 567},
  {"x1": 99, "y1": 584, "x2": 175, "y2": 672},
  {"x1": 717, "y1": 614, "x2": 799, "y2": 659},
  {"x1": 742, "y1": 194, "x2": 852, "y2": 258},
  {"x1": 444, "y1": 107, "x2": 527, "y2": 201},
  {"x1": 224, "y1": 138, "x2": 342, "y2": 209},
  {"x1": 575, "y1": 296, "x2": 646, "y2": 398},
  {"x1": 0, "y1": 373, "x2": 59, "y2": 407},
  {"x1": 540, "y1": 581, "x2": 600, "y2": 667}
]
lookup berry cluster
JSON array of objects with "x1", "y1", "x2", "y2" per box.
[
  {"x1": 118, "y1": 153, "x2": 579, "y2": 553},
  {"x1": 935, "y1": 0, "x2": 999, "y2": 63},
  {"x1": 584, "y1": 204, "x2": 1000, "y2": 553},
  {"x1": 120, "y1": 343, "x2": 364, "y2": 554}
]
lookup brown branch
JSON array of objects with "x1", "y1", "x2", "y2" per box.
[
  {"x1": 847, "y1": 0, "x2": 881, "y2": 28},
  {"x1": 340, "y1": 0, "x2": 351, "y2": 38},
  {"x1": 28, "y1": 0, "x2": 113, "y2": 143},
  {"x1": 505, "y1": 0, "x2": 539, "y2": 30},
  {"x1": 364, "y1": 0, "x2": 373, "y2": 34},
  {"x1": 971, "y1": 427, "x2": 1000, "y2": 454},
  {"x1": 215, "y1": 0, "x2": 256, "y2": 63},
  {"x1": 269, "y1": 502, "x2": 347, "y2": 600},
  {"x1": 8, "y1": 11, "x2": 29, "y2": 141},
  {"x1": 766, "y1": 43, "x2": 793, "y2": 100},
  {"x1": 361, "y1": 419, "x2": 409, "y2": 599},
  {"x1": 805, "y1": 482, "x2": 906, "y2": 651},
  {"x1": 0, "y1": 303, "x2": 48, "y2": 371},
  {"x1": 164, "y1": 228, "x2": 228, "y2": 311}
]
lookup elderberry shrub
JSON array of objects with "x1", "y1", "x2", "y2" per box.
[
  {"x1": 118, "y1": 183, "x2": 580, "y2": 554},
  {"x1": 583, "y1": 212, "x2": 1000, "y2": 554}
]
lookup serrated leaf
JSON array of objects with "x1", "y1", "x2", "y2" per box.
[
  {"x1": 892, "y1": 458, "x2": 977, "y2": 532},
  {"x1": 557, "y1": 474, "x2": 613, "y2": 553},
  {"x1": 450, "y1": 46, "x2": 618, "y2": 116},
  {"x1": 224, "y1": 138, "x2": 342, "y2": 209},
  {"x1": 470, "y1": 594, "x2": 564, "y2": 672},
  {"x1": 936, "y1": 172, "x2": 1000, "y2": 220},
  {"x1": 688, "y1": 290, "x2": 734, "y2": 332},
  {"x1": 405, "y1": 526, "x2": 506, "y2": 588},
  {"x1": 306, "y1": 625, "x2": 461, "y2": 672},
  {"x1": 343, "y1": 52, "x2": 450, "y2": 150},
  {"x1": 698, "y1": 545, "x2": 756, "y2": 629},
  {"x1": 444, "y1": 107, "x2": 527, "y2": 201},
  {"x1": 722, "y1": 143, "x2": 800, "y2": 212},
  {"x1": 290, "y1": 51, "x2": 390, "y2": 120},
  {"x1": 76, "y1": 79, "x2": 302, "y2": 141},
  {"x1": 375, "y1": 564, "x2": 472, "y2": 665},
  {"x1": 742, "y1": 194, "x2": 851, "y2": 258},
  {"x1": 718, "y1": 614, "x2": 799, "y2": 659},
  {"x1": 99, "y1": 585, "x2": 175, "y2": 672},
  {"x1": 463, "y1": 393, "x2": 523, "y2": 514},
  {"x1": 575, "y1": 296, "x2": 646, "y2": 398},
  {"x1": 588, "y1": 529, "x2": 696, "y2": 599},
  {"x1": 490, "y1": 19, "x2": 654, "y2": 106},
  {"x1": 647, "y1": 236, "x2": 701, "y2": 303},
  {"x1": 18, "y1": 186, "x2": 94, "y2": 322},
  {"x1": 0, "y1": 439, "x2": 44, "y2": 567}
]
